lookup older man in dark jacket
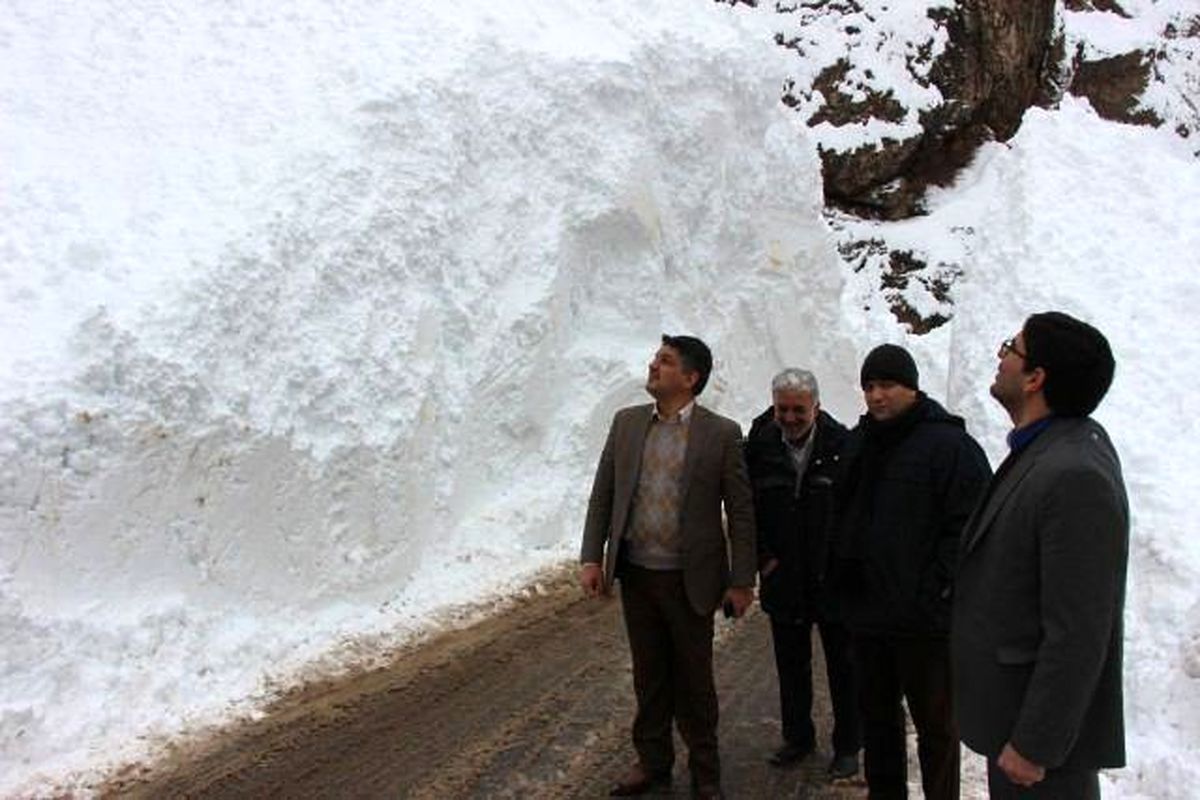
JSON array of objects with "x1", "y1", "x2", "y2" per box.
[
  {"x1": 745, "y1": 368, "x2": 860, "y2": 781},
  {"x1": 834, "y1": 344, "x2": 991, "y2": 800}
]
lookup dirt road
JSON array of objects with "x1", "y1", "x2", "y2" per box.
[{"x1": 101, "y1": 568, "x2": 873, "y2": 799}]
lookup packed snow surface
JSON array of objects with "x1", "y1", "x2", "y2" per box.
[{"x1": 1, "y1": 1, "x2": 1198, "y2": 797}]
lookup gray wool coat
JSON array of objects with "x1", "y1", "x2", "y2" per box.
[{"x1": 953, "y1": 417, "x2": 1129, "y2": 771}]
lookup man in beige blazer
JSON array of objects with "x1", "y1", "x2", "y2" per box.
[{"x1": 580, "y1": 334, "x2": 756, "y2": 800}]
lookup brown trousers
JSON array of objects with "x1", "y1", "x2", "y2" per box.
[{"x1": 619, "y1": 563, "x2": 720, "y2": 788}]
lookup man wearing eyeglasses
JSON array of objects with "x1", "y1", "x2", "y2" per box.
[
  {"x1": 953, "y1": 313, "x2": 1129, "y2": 799},
  {"x1": 833, "y1": 343, "x2": 991, "y2": 800}
]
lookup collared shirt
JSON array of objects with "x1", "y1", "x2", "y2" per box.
[
  {"x1": 653, "y1": 399, "x2": 695, "y2": 425},
  {"x1": 1007, "y1": 415, "x2": 1055, "y2": 454},
  {"x1": 782, "y1": 426, "x2": 816, "y2": 495}
]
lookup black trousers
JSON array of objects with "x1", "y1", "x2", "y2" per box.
[
  {"x1": 769, "y1": 615, "x2": 861, "y2": 756},
  {"x1": 987, "y1": 760, "x2": 1100, "y2": 799},
  {"x1": 853, "y1": 633, "x2": 959, "y2": 800},
  {"x1": 619, "y1": 564, "x2": 720, "y2": 788}
]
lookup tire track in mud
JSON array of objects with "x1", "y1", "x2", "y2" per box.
[{"x1": 101, "y1": 568, "x2": 869, "y2": 799}]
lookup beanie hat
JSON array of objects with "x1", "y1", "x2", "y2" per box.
[
  {"x1": 1022, "y1": 312, "x2": 1114, "y2": 416},
  {"x1": 860, "y1": 344, "x2": 919, "y2": 390}
]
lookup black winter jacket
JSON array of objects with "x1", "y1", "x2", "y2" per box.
[
  {"x1": 833, "y1": 395, "x2": 991, "y2": 636},
  {"x1": 745, "y1": 408, "x2": 848, "y2": 623}
]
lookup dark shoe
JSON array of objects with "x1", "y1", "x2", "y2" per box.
[
  {"x1": 767, "y1": 741, "x2": 813, "y2": 767},
  {"x1": 609, "y1": 764, "x2": 672, "y2": 796},
  {"x1": 827, "y1": 752, "x2": 859, "y2": 781},
  {"x1": 691, "y1": 783, "x2": 723, "y2": 800}
]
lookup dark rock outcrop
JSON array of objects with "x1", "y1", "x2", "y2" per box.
[
  {"x1": 784, "y1": 1, "x2": 1058, "y2": 218},
  {"x1": 1062, "y1": 0, "x2": 1130, "y2": 17},
  {"x1": 1069, "y1": 50, "x2": 1161, "y2": 127}
]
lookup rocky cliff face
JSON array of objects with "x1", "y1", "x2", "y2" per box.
[
  {"x1": 726, "y1": 0, "x2": 1199, "y2": 333},
  {"x1": 740, "y1": 0, "x2": 1197, "y2": 216},
  {"x1": 780, "y1": 0, "x2": 1058, "y2": 220}
]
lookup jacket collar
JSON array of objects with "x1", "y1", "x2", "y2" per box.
[{"x1": 961, "y1": 418, "x2": 1073, "y2": 556}]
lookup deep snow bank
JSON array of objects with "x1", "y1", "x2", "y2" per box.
[{"x1": 0, "y1": 0, "x2": 857, "y2": 792}]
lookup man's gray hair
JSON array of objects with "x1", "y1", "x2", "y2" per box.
[{"x1": 771, "y1": 368, "x2": 820, "y2": 401}]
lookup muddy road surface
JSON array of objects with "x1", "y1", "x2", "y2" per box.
[{"x1": 103, "y1": 570, "x2": 871, "y2": 799}]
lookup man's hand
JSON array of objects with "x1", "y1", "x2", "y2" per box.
[
  {"x1": 579, "y1": 563, "x2": 605, "y2": 598},
  {"x1": 997, "y1": 742, "x2": 1045, "y2": 787},
  {"x1": 760, "y1": 558, "x2": 780, "y2": 577},
  {"x1": 723, "y1": 586, "x2": 754, "y2": 618}
]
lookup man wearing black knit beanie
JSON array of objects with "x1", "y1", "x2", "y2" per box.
[
  {"x1": 832, "y1": 343, "x2": 991, "y2": 800},
  {"x1": 954, "y1": 313, "x2": 1128, "y2": 799}
]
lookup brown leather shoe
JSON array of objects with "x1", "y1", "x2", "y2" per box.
[{"x1": 608, "y1": 764, "x2": 672, "y2": 796}]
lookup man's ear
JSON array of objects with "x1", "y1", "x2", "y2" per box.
[
  {"x1": 1025, "y1": 366, "x2": 1047, "y2": 394},
  {"x1": 682, "y1": 369, "x2": 699, "y2": 393}
]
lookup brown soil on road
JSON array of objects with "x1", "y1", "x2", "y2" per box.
[{"x1": 101, "y1": 568, "x2": 867, "y2": 799}]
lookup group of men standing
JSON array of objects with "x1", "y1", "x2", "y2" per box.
[{"x1": 579, "y1": 312, "x2": 1129, "y2": 800}]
